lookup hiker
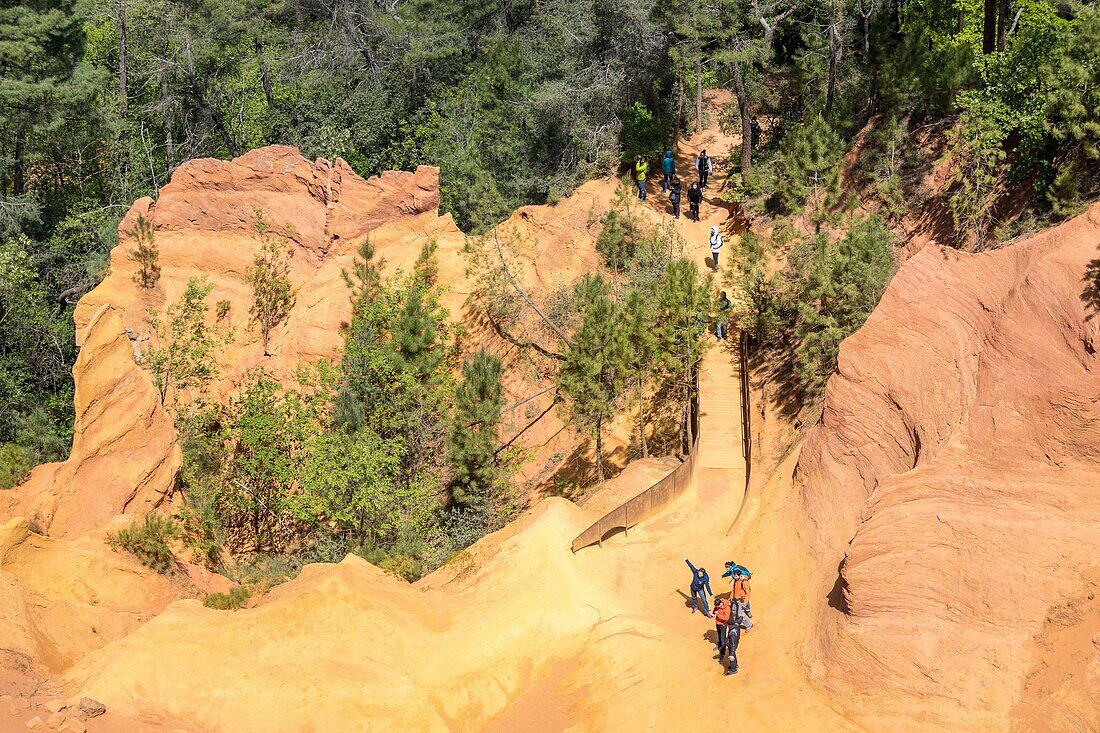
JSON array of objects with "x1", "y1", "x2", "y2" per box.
[
  {"x1": 722, "y1": 598, "x2": 752, "y2": 676},
  {"x1": 716, "y1": 291, "x2": 732, "y2": 341},
  {"x1": 635, "y1": 155, "x2": 649, "y2": 201},
  {"x1": 709, "y1": 225, "x2": 724, "y2": 272},
  {"x1": 661, "y1": 149, "x2": 676, "y2": 192},
  {"x1": 687, "y1": 181, "x2": 702, "y2": 222},
  {"x1": 696, "y1": 150, "x2": 713, "y2": 189},
  {"x1": 685, "y1": 558, "x2": 713, "y2": 617},
  {"x1": 725, "y1": 562, "x2": 753, "y2": 618},
  {"x1": 669, "y1": 177, "x2": 682, "y2": 219},
  {"x1": 750, "y1": 117, "x2": 762, "y2": 147},
  {"x1": 712, "y1": 596, "x2": 731, "y2": 654}
]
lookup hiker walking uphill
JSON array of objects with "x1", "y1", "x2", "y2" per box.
[
  {"x1": 635, "y1": 155, "x2": 649, "y2": 201},
  {"x1": 685, "y1": 558, "x2": 713, "y2": 616},
  {"x1": 696, "y1": 150, "x2": 713, "y2": 189},
  {"x1": 709, "y1": 226, "x2": 724, "y2": 272},
  {"x1": 669, "y1": 177, "x2": 682, "y2": 219},
  {"x1": 687, "y1": 181, "x2": 702, "y2": 222},
  {"x1": 661, "y1": 149, "x2": 675, "y2": 192},
  {"x1": 715, "y1": 291, "x2": 732, "y2": 341}
]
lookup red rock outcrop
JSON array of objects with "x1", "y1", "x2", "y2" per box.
[
  {"x1": 797, "y1": 203, "x2": 1100, "y2": 729},
  {"x1": 2, "y1": 148, "x2": 462, "y2": 539}
]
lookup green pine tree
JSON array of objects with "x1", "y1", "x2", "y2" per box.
[
  {"x1": 447, "y1": 349, "x2": 504, "y2": 509},
  {"x1": 557, "y1": 274, "x2": 630, "y2": 482}
]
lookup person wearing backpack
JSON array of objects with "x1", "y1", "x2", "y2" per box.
[
  {"x1": 709, "y1": 225, "x2": 724, "y2": 272},
  {"x1": 684, "y1": 558, "x2": 713, "y2": 617},
  {"x1": 695, "y1": 150, "x2": 713, "y2": 189},
  {"x1": 687, "y1": 182, "x2": 702, "y2": 222},
  {"x1": 716, "y1": 291, "x2": 732, "y2": 340},
  {"x1": 660, "y1": 149, "x2": 676, "y2": 192},
  {"x1": 635, "y1": 155, "x2": 649, "y2": 201},
  {"x1": 729, "y1": 568, "x2": 754, "y2": 621},
  {"x1": 669, "y1": 177, "x2": 682, "y2": 219}
]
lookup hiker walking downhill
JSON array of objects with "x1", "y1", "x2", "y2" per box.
[
  {"x1": 724, "y1": 561, "x2": 754, "y2": 618},
  {"x1": 661, "y1": 149, "x2": 676, "y2": 192},
  {"x1": 709, "y1": 225, "x2": 724, "y2": 272},
  {"x1": 713, "y1": 596, "x2": 731, "y2": 655},
  {"x1": 687, "y1": 181, "x2": 702, "y2": 222},
  {"x1": 635, "y1": 155, "x2": 649, "y2": 201},
  {"x1": 716, "y1": 290, "x2": 732, "y2": 341},
  {"x1": 722, "y1": 597, "x2": 752, "y2": 676},
  {"x1": 669, "y1": 177, "x2": 682, "y2": 219},
  {"x1": 696, "y1": 150, "x2": 713, "y2": 189},
  {"x1": 685, "y1": 558, "x2": 713, "y2": 617}
]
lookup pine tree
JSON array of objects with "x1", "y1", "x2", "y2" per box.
[
  {"x1": 447, "y1": 349, "x2": 504, "y2": 509},
  {"x1": 129, "y1": 214, "x2": 160, "y2": 288},
  {"x1": 652, "y1": 259, "x2": 712, "y2": 452},
  {"x1": 622, "y1": 288, "x2": 659, "y2": 458},
  {"x1": 793, "y1": 216, "x2": 896, "y2": 392},
  {"x1": 0, "y1": 0, "x2": 98, "y2": 198},
  {"x1": 557, "y1": 274, "x2": 630, "y2": 482},
  {"x1": 246, "y1": 213, "x2": 296, "y2": 356}
]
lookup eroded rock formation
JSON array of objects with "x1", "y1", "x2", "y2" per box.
[{"x1": 798, "y1": 203, "x2": 1100, "y2": 729}]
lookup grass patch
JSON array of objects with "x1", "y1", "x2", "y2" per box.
[
  {"x1": 203, "y1": 586, "x2": 251, "y2": 610},
  {"x1": 107, "y1": 514, "x2": 179, "y2": 573}
]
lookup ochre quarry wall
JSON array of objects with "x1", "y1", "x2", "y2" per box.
[{"x1": 797, "y1": 203, "x2": 1100, "y2": 729}]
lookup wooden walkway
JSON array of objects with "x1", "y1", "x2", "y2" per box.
[{"x1": 694, "y1": 338, "x2": 748, "y2": 501}]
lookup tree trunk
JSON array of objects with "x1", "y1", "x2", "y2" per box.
[
  {"x1": 254, "y1": 37, "x2": 275, "y2": 106},
  {"x1": 675, "y1": 70, "x2": 685, "y2": 141},
  {"x1": 118, "y1": 0, "x2": 128, "y2": 120},
  {"x1": 637, "y1": 375, "x2": 649, "y2": 459},
  {"x1": 982, "y1": 0, "x2": 997, "y2": 53},
  {"x1": 732, "y1": 59, "x2": 752, "y2": 175},
  {"x1": 13, "y1": 121, "x2": 26, "y2": 196},
  {"x1": 957, "y1": 8, "x2": 964, "y2": 32},
  {"x1": 162, "y1": 74, "x2": 175, "y2": 178},
  {"x1": 186, "y1": 41, "x2": 240, "y2": 158},
  {"x1": 863, "y1": 10, "x2": 871, "y2": 57},
  {"x1": 996, "y1": 0, "x2": 1007, "y2": 51},
  {"x1": 118, "y1": 0, "x2": 130, "y2": 190},
  {"x1": 695, "y1": 58, "x2": 703, "y2": 136},
  {"x1": 825, "y1": 0, "x2": 843, "y2": 118}
]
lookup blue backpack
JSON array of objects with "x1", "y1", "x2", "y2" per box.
[{"x1": 725, "y1": 562, "x2": 752, "y2": 579}]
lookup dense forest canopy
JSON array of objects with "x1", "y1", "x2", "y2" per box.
[{"x1": 1, "y1": 0, "x2": 1098, "y2": 574}]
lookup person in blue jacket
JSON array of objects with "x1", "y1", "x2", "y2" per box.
[
  {"x1": 660, "y1": 149, "x2": 676, "y2": 192},
  {"x1": 685, "y1": 558, "x2": 713, "y2": 616}
]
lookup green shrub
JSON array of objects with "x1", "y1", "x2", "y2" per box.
[
  {"x1": 203, "y1": 586, "x2": 251, "y2": 610},
  {"x1": 108, "y1": 514, "x2": 180, "y2": 573},
  {"x1": 0, "y1": 443, "x2": 33, "y2": 489},
  {"x1": 620, "y1": 100, "x2": 668, "y2": 163}
]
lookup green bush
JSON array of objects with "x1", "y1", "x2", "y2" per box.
[
  {"x1": 0, "y1": 443, "x2": 33, "y2": 489},
  {"x1": 108, "y1": 514, "x2": 180, "y2": 573},
  {"x1": 621, "y1": 100, "x2": 668, "y2": 163},
  {"x1": 203, "y1": 586, "x2": 251, "y2": 610}
]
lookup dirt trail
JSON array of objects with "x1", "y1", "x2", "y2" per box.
[{"x1": 483, "y1": 93, "x2": 856, "y2": 732}]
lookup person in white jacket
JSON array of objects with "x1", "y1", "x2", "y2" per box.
[{"x1": 709, "y1": 225, "x2": 723, "y2": 272}]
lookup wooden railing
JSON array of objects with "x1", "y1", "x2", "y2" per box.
[
  {"x1": 571, "y1": 372, "x2": 700, "y2": 553},
  {"x1": 739, "y1": 330, "x2": 752, "y2": 480}
]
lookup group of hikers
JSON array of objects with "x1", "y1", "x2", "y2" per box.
[
  {"x1": 686, "y1": 558, "x2": 753, "y2": 676},
  {"x1": 633, "y1": 149, "x2": 714, "y2": 222}
]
